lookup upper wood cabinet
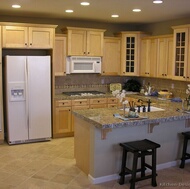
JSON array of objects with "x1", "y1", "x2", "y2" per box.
[
  {"x1": 54, "y1": 35, "x2": 67, "y2": 76},
  {"x1": 116, "y1": 32, "x2": 146, "y2": 76},
  {"x1": 172, "y1": 25, "x2": 190, "y2": 81},
  {"x1": 63, "y1": 27, "x2": 105, "y2": 56},
  {"x1": 2, "y1": 24, "x2": 55, "y2": 49},
  {"x1": 157, "y1": 35, "x2": 173, "y2": 79},
  {"x1": 140, "y1": 38, "x2": 157, "y2": 77},
  {"x1": 102, "y1": 37, "x2": 121, "y2": 75}
]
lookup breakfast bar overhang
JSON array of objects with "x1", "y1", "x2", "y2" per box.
[{"x1": 73, "y1": 100, "x2": 190, "y2": 184}]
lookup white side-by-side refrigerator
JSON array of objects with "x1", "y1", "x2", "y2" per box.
[{"x1": 4, "y1": 56, "x2": 52, "y2": 145}]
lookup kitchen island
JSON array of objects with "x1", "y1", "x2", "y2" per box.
[{"x1": 73, "y1": 98, "x2": 190, "y2": 184}]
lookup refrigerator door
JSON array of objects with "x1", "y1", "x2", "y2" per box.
[
  {"x1": 5, "y1": 56, "x2": 28, "y2": 143},
  {"x1": 27, "y1": 56, "x2": 51, "y2": 139}
]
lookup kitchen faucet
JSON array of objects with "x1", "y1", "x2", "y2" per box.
[{"x1": 137, "y1": 99, "x2": 151, "y2": 112}]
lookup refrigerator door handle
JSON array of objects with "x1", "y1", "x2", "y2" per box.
[{"x1": 25, "y1": 59, "x2": 30, "y2": 131}]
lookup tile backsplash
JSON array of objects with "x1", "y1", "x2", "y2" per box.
[{"x1": 55, "y1": 74, "x2": 189, "y2": 99}]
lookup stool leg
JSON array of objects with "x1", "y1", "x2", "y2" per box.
[
  {"x1": 130, "y1": 152, "x2": 138, "y2": 189},
  {"x1": 141, "y1": 152, "x2": 145, "y2": 177},
  {"x1": 119, "y1": 149, "x2": 127, "y2": 185},
  {"x1": 151, "y1": 149, "x2": 157, "y2": 187},
  {"x1": 180, "y1": 137, "x2": 188, "y2": 169}
]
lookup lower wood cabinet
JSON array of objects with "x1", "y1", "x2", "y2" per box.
[
  {"x1": 54, "y1": 97, "x2": 118, "y2": 138},
  {"x1": 107, "y1": 97, "x2": 118, "y2": 108},
  {"x1": 53, "y1": 100, "x2": 72, "y2": 138},
  {"x1": 89, "y1": 98, "x2": 107, "y2": 109}
]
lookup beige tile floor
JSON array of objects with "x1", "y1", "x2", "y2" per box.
[{"x1": 0, "y1": 137, "x2": 190, "y2": 189}]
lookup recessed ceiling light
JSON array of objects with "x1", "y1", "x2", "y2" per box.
[
  {"x1": 80, "y1": 2, "x2": 90, "y2": 6},
  {"x1": 65, "y1": 9, "x2": 74, "y2": 13},
  {"x1": 111, "y1": 14, "x2": 119, "y2": 18},
  {"x1": 12, "y1": 4, "x2": 21, "y2": 8},
  {"x1": 133, "y1": 9, "x2": 141, "y2": 12},
  {"x1": 153, "y1": 0, "x2": 163, "y2": 4}
]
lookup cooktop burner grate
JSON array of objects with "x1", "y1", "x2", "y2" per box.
[{"x1": 62, "y1": 91, "x2": 105, "y2": 96}]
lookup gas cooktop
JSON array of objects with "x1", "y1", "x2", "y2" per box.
[{"x1": 62, "y1": 91, "x2": 105, "y2": 97}]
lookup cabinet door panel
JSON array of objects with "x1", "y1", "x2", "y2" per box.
[
  {"x1": 55, "y1": 107, "x2": 71, "y2": 134},
  {"x1": 140, "y1": 39, "x2": 150, "y2": 76},
  {"x1": 67, "y1": 30, "x2": 86, "y2": 55},
  {"x1": 54, "y1": 36, "x2": 67, "y2": 76},
  {"x1": 29, "y1": 27, "x2": 53, "y2": 48},
  {"x1": 87, "y1": 31, "x2": 104, "y2": 56},
  {"x1": 2, "y1": 26, "x2": 28, "y2": 48},
  {"x1": 102, "y1": 38, "x2": 121, "y2": 75}
]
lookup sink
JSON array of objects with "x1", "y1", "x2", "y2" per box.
[{"x1": 120, "y1": 106, "x2": 165, "y2": 112}]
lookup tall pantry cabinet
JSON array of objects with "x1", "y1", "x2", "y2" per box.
[{"x1": 0, "y1": 26, "x2": 4, "y2": 143}]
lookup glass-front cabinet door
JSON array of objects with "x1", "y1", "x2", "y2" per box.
[
  {"x1": 125, "y1": 36, "x2": 135, "y2": 73},
  {"x1": 118, "y1": 32, "x2": 145, "y2": 76},
  {"x1": 173, "y1": 27, "x2": 189, "y2": 81}
]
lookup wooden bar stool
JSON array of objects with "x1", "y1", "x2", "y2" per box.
[
  {"x1": 180, "y1": 131, "x2": 190, "y2": 168},
  {"x1": 119, "y1": 139, "x2": 161, "y2": 189}
]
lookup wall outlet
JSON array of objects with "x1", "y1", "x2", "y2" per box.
[
  {"x1": 171, "y1": 83, "x2": 174, "y2": 89},
  {"x1": 101, "y1": 78, "x2": 104, "y2": 84}
]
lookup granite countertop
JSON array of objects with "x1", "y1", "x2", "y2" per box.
[
  {"x1": 72, "y1": 98, "x2": 190, "y2": 129},
  {"x1": 55, "y1": 93, "x2": 113, "y2": 100}
]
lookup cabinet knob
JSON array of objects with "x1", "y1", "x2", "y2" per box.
[
  {"x1": 183, "y1": 76, "x2": 186, "y2": 78},
  {"x1": 25, "y1": 43, "x2": 27, "y2": 46},
  {"x1": 162, "y1": 74, "x2": 164, "y2": 76},
  {"x1": 98, "y1": 101, "x2": 100, "y2": 103},
  {"x1": 87, "y1": 52, "x2": 90, "y2": 54},
  {"x1": 187, "y1": 76, "x2": 189, "y2": 79},
  {"x1": 62, "y1": 103, "x2": 65, "y2": 105},
  {"x1": 84, "y1": 52, "x2": 85, "y2": 54},
  {"x1": 80, "y1": 102, "x2": 82, "y2": 104},
  {"x1": 30, "y1": 43, "x2": 32, "y2": 46}
]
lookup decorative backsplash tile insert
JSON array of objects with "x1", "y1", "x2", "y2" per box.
[{"x1": 55, "y1": 74, "x2": 189, "y2": 99}]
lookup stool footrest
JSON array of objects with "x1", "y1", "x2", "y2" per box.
[{"x1": 131, "y1": 174, "x2": 153, "y2": 183}]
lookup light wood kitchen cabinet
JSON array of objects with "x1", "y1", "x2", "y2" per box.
[
  {"x1": 157, "y1": 35, "x2": 173, "y2": 79},
  {"x1": 102, "y1": 37, "x2": 121, "y2": 75},
  {"x1": 54, "y1": 35, "x2": 67, "y2": 76},
  {"x1": 2, "y1": 25, "x2": 54, "y2": 49},
  {"x1": 140, "y1": 38, "x2": 157, "y2": 77},
  {"x1": 63, "y1": 27, "x2": 105, "y2": 56},
  {"x1": 90, "y1": 98, "x2": 107, "y2": 109},
  {"x1": 0, "y1": 26, "x2": 4, "y2": 143},
  {"x1": 71, "y1": 99, "x2": 89, "y2": 131},
  {"x1": 107, "y1": 97, "x2": 118, "y2": 108},
  {"x1": 54, "y1": 100, "x2": 72, "y2": 138},
  {"x1": 172, "y1": 26, "x2": 190, "y2": 81},
  {"x1": 116, "y1": 32, "x2": 146, "y2": 76}
]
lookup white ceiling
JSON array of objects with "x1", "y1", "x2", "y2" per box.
[{"x1": 1, "y1": 0, "x2": 190, "y2": 24}]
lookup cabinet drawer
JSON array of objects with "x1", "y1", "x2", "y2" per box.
[
  {"x1": 90, "y1": 98, "x2": 107, "y2": 104},
  {"x1": 107, "y1": 97, "x2": 118, "y2": 104},
  {"x1": 56, "y1": 100, "x2": 71, "y2": 107},
  {"x1": 90, "y1": 104, "x2": 107, "y2": 109},
  {"x1": 72, "y1": 105, "x2": 89, "y2": 110},
  {"x1": 72, "y1": 99, "x2": 89, "y2": 106},
  {"x1": 108, "y1": 104, "x2": 118, "y2": 108}
]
